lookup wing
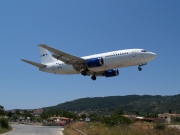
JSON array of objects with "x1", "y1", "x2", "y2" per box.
[
  {"x1": 39, "y1": 44, "x2": 87, "y2": 71},
  {"x1": 21, "y1": 59, "x2": 46, "y2": 68}
]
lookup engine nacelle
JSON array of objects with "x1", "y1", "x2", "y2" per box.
[
  {"x1": 87, "y1": 57, "x2": 104, "y2": 68},
  {"x1": 105, "y1": 69, "x2": 119, "y2": 77}
]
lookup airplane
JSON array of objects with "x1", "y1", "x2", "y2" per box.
[{"x1": 21, "y1": 44, "x2": 157, "y2": 80}]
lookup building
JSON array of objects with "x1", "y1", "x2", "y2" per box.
[
  {"x1": 51, "y1": 116, "x2": 71, "y2": 124},
  {"x1": 159, "y1": 113, "x2": 180, "y2": 123},
  {"x1": 34, "y1": 109, "x2": 43, "y2": 116},
  {"x1": 135, "y1": 117, "x2": 165, "y2": 123}
]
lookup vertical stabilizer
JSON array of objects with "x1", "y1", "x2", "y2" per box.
[{"x1": 40, "y1": 47, "x2": 57, "y2": 64}]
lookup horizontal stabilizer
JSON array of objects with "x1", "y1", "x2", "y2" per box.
[{"x1": 21, "y1": 59, "x2": 46, "y2": 68}]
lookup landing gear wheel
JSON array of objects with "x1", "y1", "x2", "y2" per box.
[
  {"x1": 81, "y1": 71, "x2": 87, "y2": 76},
  {"x1": 91, "y1": 75, "x2": 96, "y2": 81},
  {"x1": 138, "y1": 66, "x2": 142, "y2": 71}
]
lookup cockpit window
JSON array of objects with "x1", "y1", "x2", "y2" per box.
[{"x1": 141, "y1": 49, "x2": 147, "y2": 52}]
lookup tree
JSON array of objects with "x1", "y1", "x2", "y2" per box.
[
  {"x1": 7, "y1": 111, "x2": 12, "y2": 118},
  {"x1": 114, "y1": 107, "x2": 123, "y2": 115},
  {"x1": 101, "y1": 115, "x2": 131, "y2": 126},
  {"x1": 173, "y1": 117, "x2": 180, "y2": 123},
  {"x1": 0, "y1": 118, "x2": 9, "y2": 129},
  {"x1": 15, "y1": 109, "x2": 20, "y2": 115},
  {"x1": 0, "y1": 106, "x2": 5, "y2": 116},
  {"x1": 12, "y1": 114, "x2": 18, "y2": 122},
  {"x1": 147, "y1": 112, "x2": 149, "y2": 118},
  {"x1": 0, "y1": 106, "x2": 4, "y2": 110},
  {"x1": 89, "y1": 113, "x2": 98, "y2": 121},
  {"x1": 56, "y1": 110, "x2": 59, "y2": 117},
  {"x1": 0, "y1": 110, "x2": 5, "y2": 116},
  {"x1": 34, "y1": 117, "x2": 43, "y2": 122},
  {"x1": 40, "y1": 113, "x2": 48, "y2": 120},
  {"x1": 169, "y1": 109, "x2": 171, "y2": 114},
  {"x1": 62, "y1": 111, "x2": 77, "y2": 119},
  {"x1": 23, "y1": 110, "x2": 33, "y2": 118},
  {"x1": 81, "y1": 114, "x2": 86, "y2": 120}
]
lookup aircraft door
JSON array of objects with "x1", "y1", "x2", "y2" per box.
[
  {"x1": 132, "y1": 51, "x2": 136, "y2": 57},
  {"x1": 130, "y1": 50, "x2": 137, "y2": 66}
]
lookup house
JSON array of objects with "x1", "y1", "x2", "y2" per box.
[
  {"x1": 135, "y1": 117, "x2": 165, "y2": 123},
  {"x1": 34, "y1": 109, "x2": 43, "y2": 116},
  {"x1": 158, "y1": 113, "x2": 180, "y2": 123},
  {"x1": 50, "y1": 116, "x2": 71, "y2": 125}
]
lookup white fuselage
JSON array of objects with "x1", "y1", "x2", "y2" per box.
[{"x1": 39, "y1": 49, "x2": 156, "y2": 75}]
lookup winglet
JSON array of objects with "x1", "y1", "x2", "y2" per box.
[
  {"x1": 39, "y1": 44, "x2": 48, "y2": 48},
  {"x1": 21, "y1": 59, "x2": 46, "y2": 68}
]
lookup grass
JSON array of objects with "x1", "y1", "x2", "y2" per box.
[
  {"x1": 0, "y1": 126, "x2": 12, "y2": 134},
  {"x1": 63, "y1": 122, "x2": 180, "y2": 135}
]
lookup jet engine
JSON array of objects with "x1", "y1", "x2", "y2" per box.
[
  {"x1": 105, "y1": 69, "x2": 119, "y2": 77},
  {"x1": 87, "y1": 57, "x2": 104, "y2": 68}
]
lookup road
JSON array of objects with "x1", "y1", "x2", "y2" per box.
[{"x1": 2, "y1": 124, "x2": 64, "y2": 135}]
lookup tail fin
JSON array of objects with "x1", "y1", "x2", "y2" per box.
[{"x1": 40, "y1": 47, "x2": 57, "y2": 64}]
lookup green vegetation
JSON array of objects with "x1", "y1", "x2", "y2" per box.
[
  {"x1": 175, "y1": 117, "x2": 180, "y2": 123},
  {"x1": 0, "y1": 106, "x2": 12, "y2": 133},
  {"x1": 0, "y1": 106, "x2": 5, "y2": 116},
  {"x1": 44, "y1": 94, "x2": 180, "y2": 115},
  {"x1": 100, "y1": 108, "x2": 131, "y2": 126},
  {"x1": 154, "y1": 123, "x2": 166, "y2": 130},
  {"x1": 64, "y1": 122, "x2": 180, "y2": 135},
  {"x1": 0, "y1": 94, "x2": 179, "y2": 135},
  {"x1": 44, "y1": 109, "x2": 77, "y2": 119},
  {"x1": 101, "y1": 115, "x2": 131, "y2": 126},
  {"x1": 0, "y1": 119, "x2": 8, "y2": 129},
  {"x1": 0, "y1": 118, "x2": 12, "y2": 134}
]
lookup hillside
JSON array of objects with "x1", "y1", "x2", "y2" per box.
[{"x1": 44, "y1": 95, "x2": 180, "y2": 114}]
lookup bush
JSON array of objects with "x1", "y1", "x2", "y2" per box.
[
  {"x1": 101, "y1": 115, "x2": 131, "y2": 126},
  {"x1": 0, "y1": 118, "x2": 9, "y2": 129},
  {"x1": 154, "y1": 123, "x2": 166, "y2": 130},
  {"x1": 173, "y1": 117, "x2": 180, "y2": 123}
]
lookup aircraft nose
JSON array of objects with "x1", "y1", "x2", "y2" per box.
[{"x1": 149, "y1": 52, "x2": 157, "y2": 60}]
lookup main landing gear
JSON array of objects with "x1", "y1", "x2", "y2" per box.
[
  {"x1": 138, "y1": 66, "x2": 142, "y2": 71},
  {"x1": 91, "y1": 75, "x2": 96, "y2": 81},
  {"x1": 81, "y1": 70, "x2": 97, "y2": 81},
  {"x1": 81, "y1": 71, "x2": 87, "y2": 76}
]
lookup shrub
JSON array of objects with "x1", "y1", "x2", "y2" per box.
[
  {"x1": 154, "y1": 123, "x2": 166, "y2": 130},
  {"x1": 0, "y1": 118, "x2": 9, "y2": 129},
  {"x1": 173, "y1": 117, "x2": 180, "y2": 123},
  {"x1": 101, "y1": 115, "x2": 131, "y2": 126}
]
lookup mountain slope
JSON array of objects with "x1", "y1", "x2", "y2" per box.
[{"x1": 44, "y1": 95, "x2": 180, "y2": 114}]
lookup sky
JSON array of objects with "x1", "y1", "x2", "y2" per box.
[{"x1": 0, "y1": 0, "x2": 180, "y2": 110}]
